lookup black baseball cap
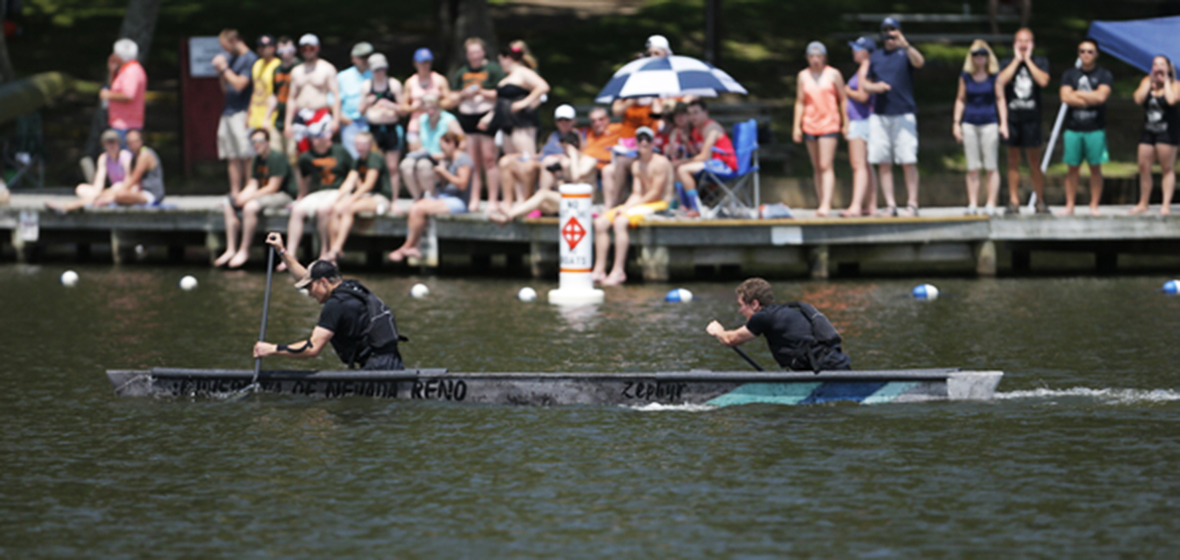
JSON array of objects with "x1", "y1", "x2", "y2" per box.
[
  {"x1": 257, "y1": 34, "x2": 276, "y2": 47},
  {"x1": 295, "y1": 260, "x2": 340, "y2": 289}
]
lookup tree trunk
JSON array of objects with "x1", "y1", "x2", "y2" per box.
[
  {"x1": 0, "y1": 1, "x2": 16, "y2": 84},
  {"x1": 84, "y1": 0, "x2": 162, "y2": 156},
  {"x1": 439, "y1": 0, "x2": 498, "y2": 74}
]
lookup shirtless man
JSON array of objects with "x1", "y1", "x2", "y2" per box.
[
  {"x1": 283, "y1": 34, "x2": 341, "y2": 154},
  {"x1": 592, "y1": 126, "x2": 672, "y2": 286}
]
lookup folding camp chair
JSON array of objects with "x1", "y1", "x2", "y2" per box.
[{"x1": 698, "y1": 118, "x2": 759, "y2": 218}]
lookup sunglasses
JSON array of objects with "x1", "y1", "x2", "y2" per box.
[
  {"x1": 300, "y1": 46, "x2": 317, "y2": 51},
  {"x1": 882, "y1": 27, "x2": 898, "y2": 33},
  {"x1": 637, "y1": 135, "x2": 653, "y2": 143}
]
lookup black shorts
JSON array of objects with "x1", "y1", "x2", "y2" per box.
[
  {"x1": 1140, "y1": 128, "x2": 1180, "y2": 147},
  {"x1": 457, "y1": 111, "x2": 493, "y2": 136},
  {"x1": 369, "y1": 123, "x2": 404, "y2": 153},
  {"x1": 1004, "y1": 120, "x2": 1043, "y2": 148}
]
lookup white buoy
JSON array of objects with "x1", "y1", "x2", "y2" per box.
[
  {"x1": 409, "y1": 283, "x2": 430, "y2": 298},
  {"x1": 664, "y1": 288, "x2": 693, "y2": 303},
  {"x1": 179, "y1": 275, "x2": 198, "y2": 291},
  {"x1": 912, "y1": 284, "x2": 940, "y2": 300},
  {"x1": 1164, "y1": 280, "x2": 1180, "y2": 294},
  {"x1": 518, "y1": 287, "x2": 537, "y2": 302},
  {"x1": 60, "y1": 270, "x2": 79, "y2": 287},
  {"x1": 547, "y1": 183, "x2": 605, "y2": 305}
]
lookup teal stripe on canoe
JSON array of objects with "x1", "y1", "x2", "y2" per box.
[
  {"x1": 862, "y1": 382, "x2": 921, "y2": 404},
  {"x1": 706, "y1": 382, "x2": 823, "y2": 407}
]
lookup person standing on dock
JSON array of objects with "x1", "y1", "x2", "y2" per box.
[
  {"x1": 706, "y1": 278, "x2": 851, "y2": 372},
  {"x1": 283, "y1": 34, "x2": 341, "y2": 155},
  {"x1": 867, "y1": 17, "x2": 925, "y2": 217},
  {"x1": 997, "y1": 29, "x2": 1051, "y2": 215},
  {"x1": 255, "y1": 234, "x2": 405, "y2": 370},
  {"x1": 1059, "y1": 39, "x2": 1113, "y2": 216},
  {"x1": 212, "y1": 30, "x2": 258, "y2": 198}
]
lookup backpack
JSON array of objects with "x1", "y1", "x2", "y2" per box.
[
  {"x1": 786, "y1": 302, "x2": 844, "y2": 373},
  {"x1": 339, "y1": 280, "x2": 407, "y2": 367}
]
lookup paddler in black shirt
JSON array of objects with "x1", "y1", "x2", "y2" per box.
[
  {"x1": 253, "y1": 232, "x2": 405, "y2": 370},
  {"x1": 706, "y1": 278, "x2": 851, "y2": 372}
]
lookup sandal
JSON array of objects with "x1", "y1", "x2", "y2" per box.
[
  {"x1": 879, "y1": 206, "x2": 898, "y2": 218},
  {"x1": 906, "y1": 204, "x2": 920, "y2": 217}
]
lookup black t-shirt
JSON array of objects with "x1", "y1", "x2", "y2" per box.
[
  {"x1": 252, "y1": 151, "x2": 293, "y2": 196},
  {"x1": 317, "y1": 284, "x2": 369, "y2": 365},
  {"x1": 298, "y1": 144, "x2": 353, "y2": 192},
  {"x1": 1000, "y1": 56, "x2": 1049, "y2": 124},
  {"x1": 745, "y1": 304, "x2": 815, "y2": 371},
  {"x1": 1062, "y1": 65, "x2": 1114, "y2": 132}
]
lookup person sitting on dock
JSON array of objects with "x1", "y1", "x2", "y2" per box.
[
  {"x1": 255, "y1": 233, "x2": 405, "y2": 370},
  {"x1": 322, "y1": 131, "x2": 394, "y2": 262},
  {"x1": 51, "y1": 130, "x2": 164, "y2": 212},
  {"x1": 388, "y1": 131, "x2": 473, "y2": 262},
  {"x1": 489, "y1": 130, "x2": 597, "y2": 225},
  {"x1": 706, "y1": 278, "x2": 851, "y2": 372},
  {"x1": 280, "y1": 125, "x2": 351, "y2": 268},
  {"x1": 214, "y1": 128, "x2": 293, "y2": 268},
  {"x1": 592, "y1": 126, "x2": 671, "y2": 286},
  {"x1": 47, "y1": 129, "x2": 132, "y2": 213}
]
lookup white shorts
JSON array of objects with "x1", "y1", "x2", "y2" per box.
[
  {"x1": 217, "y1": 111, "x2": 253, "y2": 160},
  {"x1": 366, "y1": 192, "x2": 391, "y2": 215},
  {"x1": 847, "y1": 119, "x2": 871, "y2": 142},
  {"x1": 962, "y1": 122, "x2": 999, "y2": 171},
  {"x1": 868, "y1": 113, "x2": 918, "y2": 165},
  {"x1": 292, "y1": 189, "x2": 340, "y2": 214}
]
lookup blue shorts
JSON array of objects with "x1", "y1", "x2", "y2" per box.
[{"x1": 431, "y1": 193, "x2": 468, "y2": 214}]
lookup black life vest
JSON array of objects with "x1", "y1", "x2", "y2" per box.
[
  {"x1": 786, "y1": 302, "x2": 848, "y2": 373},
  {"x1": 337, "y1": 279, "x2": 407, "y2": 368}
]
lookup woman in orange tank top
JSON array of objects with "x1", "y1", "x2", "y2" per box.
[{"x1": 792, "y1": 41, "x2": 848, "y2": 217}]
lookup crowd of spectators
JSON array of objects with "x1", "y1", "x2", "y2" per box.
[{"x1": 52, "y1": 22, "x2": 1179, "y2": 275}]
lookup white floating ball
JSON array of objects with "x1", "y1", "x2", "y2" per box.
[
  {"x1": 179, "y1": 275, "x2": 198, "y2": 291},
  {"x1": 409, "y1": 283, "x2": 430, "y2": 298},
  {"x1": 912, "y1": 284, "x2": 940, "y2": 300},
  {"x1": 517, "y1": 287, "x2": 537, "y2": 302},
  {"x1": 60, "y1": 270, "x2": 79, "y2": 287},
  {"x1": 135, "y1": 244, "x2": 146, "y2": 256},
  {"x1": 664, "y1": 288, "x2": 694, "y2": 303},
  {"x1": 1164, "y1": 280, "x2": 1180, "y2": 294}
]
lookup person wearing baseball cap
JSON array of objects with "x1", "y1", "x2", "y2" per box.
[
  {"x1": 868, "y1": 14, "x2": 925, "y2": 217},
  {"x1": 842, "y1": 36, "x2": 885, "y2": 217},
  {"x1": 404, "y1": 47, "x2": 452, "y2": 153},
  {"x1": 337, "y1": 42, "x2": 376, "y2": 159},
  {"x1": 645, "y1": 35, "x2": 672, "y2": 57},
  {"x1": 592, "y1": 124, "x2": 672, "y2": 286},
  {"x1": 496, "y1": 103, "x2": 585, "y2": 208},
  {"x1": 255, "y1": 237, "x2": 406, "y2": 371},
  {"x1": 248, "y1": 35, "x2": 281, "y2": 133},
  {"x1": 284, "y1": 33, "x2": 342, "y2": 159}
]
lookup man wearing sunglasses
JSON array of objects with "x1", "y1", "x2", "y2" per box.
[
  {"x1": 592, "y1": 126, "x2": 672, "y2": 286},
  {"x1": 284, "y1": 34, "x2": 341, "y2": 155},
  {"x1": 1060, "y1": 39, "x2": 1113, "y2": 216},
  {"x1": 867, "y1": 16, "x2": 925, "y2": 217}
]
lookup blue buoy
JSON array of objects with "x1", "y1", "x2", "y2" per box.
[
  {"x1": 1164, "y1": 280, "x2": 1180, "y2": 294},
  {"x1": 664, "y1": 288, "x2": 694, "y2": 303},
  {"x1": 912, "y1": 284, "x2": 940, "y2": 300}
]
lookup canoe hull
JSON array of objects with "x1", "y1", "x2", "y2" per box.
[{"x1": 105, "y1": 368, "x2": 1003, "y2": 407}]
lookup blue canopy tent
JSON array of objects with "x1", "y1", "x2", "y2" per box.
[
  {"x1": 1039, "y1": 16, "x2": 1180, "y2": 178},
  {"x1": 1088, "y1": 16, "x2": 1180, "y2": 72}
]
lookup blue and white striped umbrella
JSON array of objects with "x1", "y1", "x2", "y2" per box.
[{"x1": 595, "y1": 55, "x2": 748, "y2": 103}]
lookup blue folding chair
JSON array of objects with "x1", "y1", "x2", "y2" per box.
[{"x1": 699, "y1": 119, "x2": 760, "y2": 217}]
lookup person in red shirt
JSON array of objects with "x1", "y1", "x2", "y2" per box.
[
  {"x1": 676, "y1": 99, "x2": 736, "y2": 217},
  {"x1": 103, "y1": 39, "x2": 147, "y2": 148}
]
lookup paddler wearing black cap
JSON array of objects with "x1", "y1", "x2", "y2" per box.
[
  {"x1": 706, "y1": 278, "x2": 852, "y2": 372},
  {"x1": 253, "y1": 232, "x2": 405, "y2": 370}
]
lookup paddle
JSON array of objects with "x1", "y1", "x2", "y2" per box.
[
  {"x1": 249, "y1": 246, "x2": 277, "y2": 390},
  {"x1": 733, "y1": 346, "x2": 765, "y2": 372}
]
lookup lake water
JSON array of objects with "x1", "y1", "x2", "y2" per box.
[{"x1": 1, "y1": 265, "x2": 1178, "y2": 557}]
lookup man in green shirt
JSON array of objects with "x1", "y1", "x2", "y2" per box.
[
  {"x1": 215, "y1": 128, "x2": 292, "y2": 268},
  {"x1": 321, "y1": 131, "x2": 394, "y2": 262},
  {"x1": 280, "y1": 127, "x2": 352, "y2": 266}
]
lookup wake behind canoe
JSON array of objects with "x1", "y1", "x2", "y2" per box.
[{"x1": 105, "y1": 368, "x2": 1003, "y2": 407}]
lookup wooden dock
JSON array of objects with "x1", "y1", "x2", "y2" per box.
[{"x1": 3, "y1": 194, "x2": 1179, "y2": 279}]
